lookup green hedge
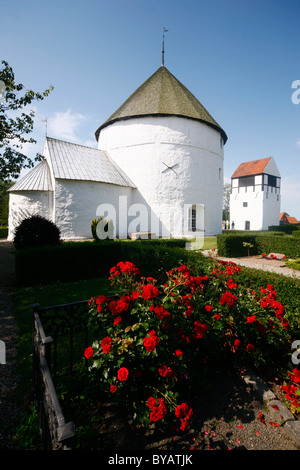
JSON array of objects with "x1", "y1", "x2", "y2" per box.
[
  {"x1": 268, "y1": 224, "x2": 300, "y2": 234},
  {"x1": 15, "y1": 239, "x2": 208, "y2": 287},
  {"x1": 0, "y1": 227, "x2": 8, "y2": 239},
  {"x1": 217, "y1": 233, "x2": 300, "y2": 258},
  {"x1": 229, "y1": 265, "x2": 300, "y2": 314}
]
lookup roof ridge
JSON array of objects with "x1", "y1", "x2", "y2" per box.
[{"x1": 46, "y1": 136, "x2": 98, "y2": 151}]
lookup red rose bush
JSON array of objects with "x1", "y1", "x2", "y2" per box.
[{"x1": 85, "y1": 259, "x2": 295, "y2": 429}]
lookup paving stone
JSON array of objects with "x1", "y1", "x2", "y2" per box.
[
  {"x1": 284, "y1": 420, "x2": 300, "y2": 447},
  {"x1": 267, "y1": 399, "x2": 295, "y2": 423},
  {"x1": 242, "y1": 368, "x2": 276, "y2": 402}
]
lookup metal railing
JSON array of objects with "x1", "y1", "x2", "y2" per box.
[{"x1": 32, "y1": 299, "x2": 91, "y2": 449}]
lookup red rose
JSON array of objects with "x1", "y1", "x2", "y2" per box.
[
  {"x1": 247, "y1": 315, "x2": 256, "y2": 323},
  {"x1": 110, "y1": 385, "x2": 117, "y2": 393},
  {"x1": 143, "y1": 331, "x2": 159, "y2": 352},
  {"x1": 113, "y1": 316, "x2": 122, "y2": 325},
  {"x1": 175, "y1": 403, "x2": 193, "y2": 431},
  {"x1": 101, "y1": 336, "x2": 113, "y2": 353},
  {"x1": 131, "y1": 291, "x2": 140, "y2": 300},
  {"x1": 159, "y1": 365, "x2": 173, "y2": 378},
  {"x1": 260, "y1": 298, "x2": 269, "y2": 309},
  {"x1": 84, "y1": 346, "x2": 94, "y2": 359},
  {"x1": 246, "y1": 343, "x2": 255, "y2": 352},
  {"x1": 175, "y1": 349, "x2": 183, "y2": 358},
  {"x1": 193, "y1": 321, "x2": 208, "y2": 339},
  {"x1": 149, "y1": 398, "x2": 167, "y2": 422},
  {"x1": 147, "y1": 397, "x2": 157, "y2": 409},
  {"x1": 219, "y1": 291, "x2": 238, "y2": 307},
  {"x1": 142, "y1": 284, "x2": 160, "y2": 300},
  {"x1": 117, "y1": 367, "x2": 129, "y2": 382}
]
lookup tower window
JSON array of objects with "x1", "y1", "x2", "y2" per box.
[
  {"x1": 239, "y1": 176, "x2": 255, "y2": 188},
  {"x1": 243, "y1": 202, "x2": 248, "y2": 207},
  {"x1": 267, "y1": 175, "x2": 276, "y2": 187}
]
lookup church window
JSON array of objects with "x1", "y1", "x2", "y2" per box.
[{"x1": 188, "y1": 205, "x2": 196, "y2": 232}]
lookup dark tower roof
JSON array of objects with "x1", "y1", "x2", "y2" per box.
[{"x1": 95, "y1": 66, "x2": 227, "y2": 143}]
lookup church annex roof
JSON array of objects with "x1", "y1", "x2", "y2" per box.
[
  {"x1": 45, "y1": 137, "x2": 136, "y2": 187},
  {"x1": 231, "y1": 157, "x2": 272, "y2": 178},
  {"x1": 9, "y1": 159, "x2": 53, "y2": 192},
  {"x1": 10, "y1": 137, "x2": 136, "y2": 191},
  {"x1": 95, "y1": 66, "x2": 227, "y2": 143}
]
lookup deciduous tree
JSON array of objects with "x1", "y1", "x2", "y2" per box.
[{"x1": 0, "y1": 60, "x2": 53, "y2": 182}]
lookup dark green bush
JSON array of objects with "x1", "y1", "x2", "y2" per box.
[
  {"x1": 13, "y1": 215, "x2": 61, "y2": 250},
  {"x1": 217, "y1": 233, "x2": 300, "y2": 258},
  {"x1": 268, "y1": 224, "x2": 300, "y2": 234},
  {"x1": 15, "y1": 239, "x2": 209, "y2": 286},
  {"x1": 0, "y1": 226, "x2": 8, "y2": 239}
]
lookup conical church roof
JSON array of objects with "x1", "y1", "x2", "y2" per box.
[{"x1": 95, "y1": 66, "x2": 227, "y2": 143}]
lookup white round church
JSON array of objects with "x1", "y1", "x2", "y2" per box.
[{"x1": 8, "y1": 65, "x2": 227, "y2": 241}]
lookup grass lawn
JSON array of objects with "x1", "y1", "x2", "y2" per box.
[
  {"x1": 201, "y1": 236, "x2": 217, "y2": 251},
  {"x1": 14, "y1": 276, "x2": 112, "y2": 399}
]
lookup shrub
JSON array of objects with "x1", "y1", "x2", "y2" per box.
[
  {"x1": 269, "y1": 225, "x2": 300, "y2": 234},
  {"x1": 13, "y1": 215, "x2": 61, "y2": 250},
  {"x1": 84, "y1": 258, "x2": 296, "y2": 430},
  {"x1": 0, "y1": 226, "x2": 8, "y2": 239},
  {"x1": 217, "y1": 233, "x2": 300, "y2": 259},
  {"x1": 91, "y1": 217, "x2": 114, "y2": 241},
  {"x1": 15, "y1": 239, "x2": 209, "y2": 286}
]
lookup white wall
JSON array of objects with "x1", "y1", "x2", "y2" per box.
[
  {"x1": 8, "y1": 191, "x2": 53, "y2": 240},
  {"x1": 230, "y1": 186, "x2": 280, "y2": 231},
  {"x1": 230, "y1": 187, "x2": 263, "y2": 231},
  {"x1": 98, "y1": 116, "x2": 224, "y2": 237},
  {"x1": 53, "y1": 179, "x2": 133, "y2": 239}
]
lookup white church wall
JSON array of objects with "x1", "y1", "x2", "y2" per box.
[
  {"x1": 7, "y1": 191, "x2": 53, "y2": 240},
  {"x1": 53, "y1": 179, "x2": 133, "y2": 239},
  {"x1": 98, "y1": 116, "x2": 224, "y2": 237}
]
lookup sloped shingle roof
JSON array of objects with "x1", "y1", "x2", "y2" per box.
[
  {"x1": 46, "y1": 137, "x2": 135, "y2": 187},
  {"x1": 231, "y1": 157, "x2": 272, "y2": 178},
  {"x1": 95, "y1": 66, "x2": 227, "y2": 143},
  {"x1": 9, "y1": 159, "x2": 53, "y2": 192}
]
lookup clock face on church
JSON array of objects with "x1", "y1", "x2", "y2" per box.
[{"x1": 161, "y1": 162, "x2": 179, "y2": 176}]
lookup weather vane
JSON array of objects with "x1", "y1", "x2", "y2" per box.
[{"x1": 162, "y1": 27, "x2": 168, "y2": 66}]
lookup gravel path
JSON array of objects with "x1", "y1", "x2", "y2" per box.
[{"x1": 0, "y1": 241, "x2": 299, "y2": 451}]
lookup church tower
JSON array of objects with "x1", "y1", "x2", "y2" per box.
[
  {"x1": 96, "y1": 65, "x2": 227, "y2": 238},
  {"x1": 230, "y1": 157, "x2": 281, "y2": 231}
]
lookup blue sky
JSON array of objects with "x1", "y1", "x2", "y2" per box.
[{"x1": 2, "y1": 0, "x2": 300, "y2": 218}]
